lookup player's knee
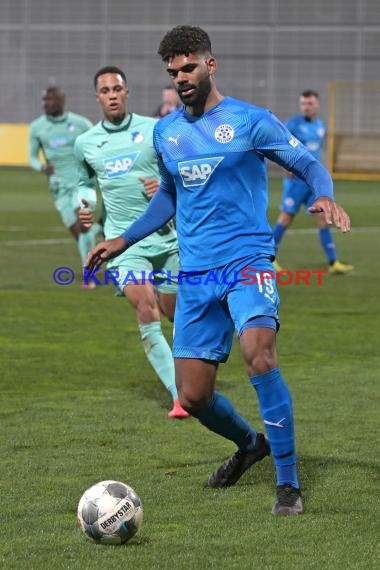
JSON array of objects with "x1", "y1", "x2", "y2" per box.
[
  {"x1": 279, "y1": 212, "x2": 293, "y2": 227},
  {"x1": 241, "y1": 328, "x2": 277, "y2": 376},
  {"x1": 135, "y1": 303, "x2": 158, "y2": 323},
  {"x1": 245, "y1": 348, "x2": 277, "y2": 377},
  {"x1": 177, "y1": 386, "x2": 210, "y2": 414},
  {"x1": 126, "y1": 291, "x2": 158, "y2": 323}
]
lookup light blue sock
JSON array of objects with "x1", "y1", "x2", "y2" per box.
[
  {"x1": 91, "y1": 222, "x2": 103, "y2": 238},
  {"x1": 250, "y1": 368, "x2": 299, "y2": 488},
  {"x1": 272, "y1": 222, "x2": 287, "y2": 248},
  {"x1": 77, "y1": 225, "x2": 99, "y2": 266},
  {"x1": 192, "y1": 392, "x2": 258, "y2": 452},
  {"x1": 139, "y1": 322, "x2": 177, "y2": 401},
  {"x1": 319, "y1": 227, "x2": 336, "y2": 264}
]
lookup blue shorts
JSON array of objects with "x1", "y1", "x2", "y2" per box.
[
  {"x1": 281, "y1": 178, "x2": 315, "y2": 215},
  {"x1": 173, "y1": 255, "x2": 280, "y2": 363}
]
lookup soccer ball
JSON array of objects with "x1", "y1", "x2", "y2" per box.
[{"x1": 77, "y1": 480, "x2": 143, "y2": 544}]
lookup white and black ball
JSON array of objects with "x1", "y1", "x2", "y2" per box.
[{"x1": 77, "y1": 480, "x2": 143, "y2": 544}]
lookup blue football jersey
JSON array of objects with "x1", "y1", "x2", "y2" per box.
[
  {"x1": 153, "y1": 97, "x2": 311, "y2": 271},
  {"x1": 285, "y1": 115, "x2": 325, "y2": 160}
]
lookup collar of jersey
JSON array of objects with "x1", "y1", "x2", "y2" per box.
[
  {"x1": 101, "y1": 114, "x2": 133, "y2": 133},
  {"x1": 182, "y1": 96, "x2": 227, "y2": 121},
  {"x1": 47, "y1": 112, "x2": 68, "y2": 123}
]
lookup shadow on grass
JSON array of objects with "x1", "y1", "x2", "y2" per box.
[
  {"x1": 160, "y1": 451, "x2": 379, "y2": 499},
  {"x1": 297, "y1": 453, "x2": 379, "y2": 508}
]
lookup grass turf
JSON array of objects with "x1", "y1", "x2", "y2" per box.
[{"x1": 0, "y1": 168, "x2": 379, "y2": 569}]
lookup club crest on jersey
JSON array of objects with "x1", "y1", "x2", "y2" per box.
[
  {"x1": 284, "y1": 197, "x2": 295, "y2": 207},
  {"x1": 289, "y1": 136, "x2": 300, "y2": 148},
  {"x1": 178, "y1": 157, "x2": 224, "y2": 187},
  {"x1": 131, "y1": 131, "x2": 144, "y2": 143},
  {"x1": 214, "y1": 124, "x2": 234, "y2": 144},
  {"x1": 103, "y1": 151, "x2": 141, "y2": 178}
]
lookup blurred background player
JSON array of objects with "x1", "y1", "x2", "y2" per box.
[
  {"x1": 75, "y1": 66, "x2": 188, "y2": 419},
  {"x1": 272, "y1": 90, "x2": 354, "y2": 274},
  {"x1": 153, "y1": 85, "x2": 181, "y2": 118},
  {"x1": 29, "y1": 86, "x2": 101, "y2": 286}
]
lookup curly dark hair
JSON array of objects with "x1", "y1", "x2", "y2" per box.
[{"x1": 158, "y1": 25, "x2": 212, "y2": 62}]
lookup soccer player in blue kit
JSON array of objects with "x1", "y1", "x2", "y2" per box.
[
  {"x1": 273, "y1": 90, "x2": 353, "y2": 274},
  {"x1": 85, "y1": 26, "x2": 351, "y2": 515}
]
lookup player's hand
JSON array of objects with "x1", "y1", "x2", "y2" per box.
[
  {"x1": 85, "y1": 237, "x2": 128, "y2": 273},
  {"x1": 79, "y1": 199, "x2": 94, "y2": 229},
  {"x1": 42, "y1": 164, "x2": 55, "y2": 175},
  {"x1": 139, "y1": 177, "x2": 160, "y2": 199},
  {"x1": 309, "y1": 197, "x2": 351, "y2": 232}
]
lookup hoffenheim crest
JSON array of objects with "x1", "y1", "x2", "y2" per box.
[
  {"x1": 131, "y1": 131, "x2": 144, "y2": 143},
  {"x1": 214, "y1": 124, "x2": 234, "y2": 143}
]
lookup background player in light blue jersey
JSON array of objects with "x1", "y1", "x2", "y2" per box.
[
  {"x1": 272, "y1": 90, "x2": 353, "y2": 274},
  {"x1": 29, "y1": 86, "x2": 101, "y2": 287},
  {"x1": 85, "y1": 26, "x2": 351, "y2": 515}
]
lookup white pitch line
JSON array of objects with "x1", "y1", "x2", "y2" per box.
[
  {"x1": 3, "y1": 238, "x2": 73, "y2": 246},
  {"x1": 0, "y1": 226, "x2": 65, "y2": 232},
  {"x1": 1, "y1": 226, "x2": 379, "y2": 247},
  {"x1": 287, "y1": 226, "x2": 380, "y2": 235}
]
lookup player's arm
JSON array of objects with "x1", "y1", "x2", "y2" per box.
[
  {"x1": 139, "y1": 144, "x2": 161, "y2": 198},
  {"x1": 85, "y1": 155, "x2": 176, "y2": 272},
  {"x1": 73, "y1": 138, "x2": 97, "y2": 228},
  {"x1": 282, "y1": 118, "x2": 297, "y2": 178},
  {"x1": 139, "y1": 176, "x2": 160, "y2": 199},
  {"x1": 28, "y1": 125, "x2": 53, "y2": 174},
  {"x1": 254, "y1": 112, "x2": 350, "y2": 232},
  {"x1": 320, "y1": 120, "x2": 327, "y2": 150}
]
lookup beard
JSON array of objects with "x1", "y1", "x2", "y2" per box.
[{"x1": 178, "y1": 75, "x2": 212, "y2": 109}]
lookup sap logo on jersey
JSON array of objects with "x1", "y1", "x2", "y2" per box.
[
  {"x1": 306, "y1": 141, "x2": 320, "y2": 152},
  {"x1": 178, "y1": 157, "x2": 224, "y2": 187},
  {"x1": 103, "y1": 152, "x2": 140, "y2": 178},
  {"x1": 49, "y1": 136, "x2": 70, "y2": 148}
]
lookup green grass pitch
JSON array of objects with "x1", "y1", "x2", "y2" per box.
[{"x1": 1, "y1": 168, "x2": 379, "y2": 569}]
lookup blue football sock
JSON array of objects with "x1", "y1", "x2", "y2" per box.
[
  {"x1": 250, "y1": 368, "x2": 299, "y2": 488},
  {"x1": 272, "y1": 222, "x2": 287, "y2": 248},
  {"x1": 139, "y1": 322, "x2": 177, "y2": 401},
  {"x1": 192, "y1": 391, "x2": 257, "y2": 452},
  {"x1": 319, "y1": 227, "x2": 336, "y2": 264}
]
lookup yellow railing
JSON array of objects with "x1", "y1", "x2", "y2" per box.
[
  {"x1": 328, "y1": 82, "x2": 380, "y2": 181},
  {"x1": 0, "y1": 124, "x2": 29, "y2": 166}
]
